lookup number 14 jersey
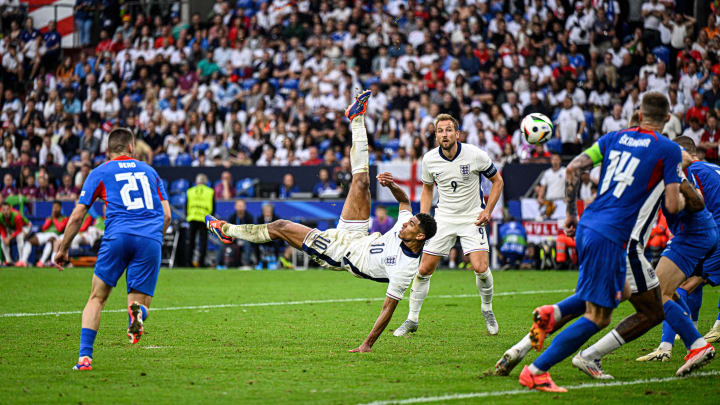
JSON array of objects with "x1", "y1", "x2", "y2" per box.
[
  {"x1": 581, "y1": 127, "x2": 682, "y2": 244},
  {"x1": 79, "y1": 155, "x2": 168, "y2": 243}
]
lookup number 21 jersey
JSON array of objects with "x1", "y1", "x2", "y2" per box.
[
  {"x1": 581, "y1": 127, "x2": 682, "y2": 244},
  {"x1": 79, "y1": 155, "x2": 168, "y2": 243}
]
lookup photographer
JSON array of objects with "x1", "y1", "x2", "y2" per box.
[{"x1": 565, "y1": 2, "x2": 594, "y2": 58}]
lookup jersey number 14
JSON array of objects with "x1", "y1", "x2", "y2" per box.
[
  {"x1": 115, "y1": 172, "x2": 154, "y2": 210},
  {"x1": 600, "y1": 150, "x2": 640, "y2": 198}
]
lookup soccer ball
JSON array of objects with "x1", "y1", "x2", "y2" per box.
[{"x1": 521, "y1": 113, "x2": 553, "y2": 145}]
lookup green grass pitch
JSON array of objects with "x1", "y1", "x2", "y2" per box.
[{"x1": 1, "y1": 268, "x2": 719, "y2": 404}]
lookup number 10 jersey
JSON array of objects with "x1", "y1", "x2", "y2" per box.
[{"x1": 79, "y1": 155, "x2": 168, "y2": 243}]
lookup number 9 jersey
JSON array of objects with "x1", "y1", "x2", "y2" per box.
[
  {"x1": 78, "y1": 156, "x2": 168, "y2": 243},
  {"x1": 581, "y1": 127, "x2": 682, "y2": 244}
]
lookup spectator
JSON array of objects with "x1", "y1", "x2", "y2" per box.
[
  {"x1": 302, "y1": 146, "x2": 323, "y2": 166},
  {"x1": 186, "y1": 173, "x2": 214, "y2": 267},
  {"x1": 602, "y1": 104, "x2": 626, "y2": 134},
  {"x1": 369, "y1": 205, "x2": 395, "y2": 235},
  {"x1": 535, "y1": 153, "x2": 566, "y2": 218},
  {"x1": 20, "y1": 174, "x2": 38, "y2": 200},
  {"x1": 555, "y1": 97, "x2": 586, "y2": 156},
  {"x1": 214, "y1": 170, "x2": 235, "y2": 200},
  {"x1": 36, "y1": 174, "x2": 56, "y2": 200},
  {"x1": 682, "y1": 117, "x2": 705, "y2": 146},
  {"x1": 39, "y1": 134, "x2": 65, "y2": 166},
  {"x1": 279, "y1": 173, "x2": 299, "y2": 199},
  {"x1": 313, "y1": 167, "x2": 338, "y2": 197},
  {"x1": 1, "y1": 174, "x2": 17, "y2": 198},
  {"x1": 74, "y1": 0, "x2": 95, "y2": 46},
  {"x1": 0, "y1": 202, "x2": 30, "y2": 265},
  {"x1": 56, "y1": 173, "x2": 79, "y2": 201}
]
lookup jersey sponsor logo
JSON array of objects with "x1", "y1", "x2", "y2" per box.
[
  {"x1": 460, "y1": 164, "x2": 470, "y2": 179},
  {"x1": 618, "y1": 134, "x2": 651, "y2": 148},
  {"x1": 385, "y1": 256, "x2": 397, "y2": 266}
]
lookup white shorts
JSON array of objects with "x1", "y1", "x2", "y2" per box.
[
  {"x1": 300, "y1": 217, "x2": 376, "y2": 276},
  {"x1": 625, "y1": 239, "x2": 659, "y2": 294},
  {"x1": 422, "y1": 217, "x2": 489, "y2": 257}
]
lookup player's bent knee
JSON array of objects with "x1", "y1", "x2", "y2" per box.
[{"x1": 352, "y1": 172, "x2": 370, "y2": 189}]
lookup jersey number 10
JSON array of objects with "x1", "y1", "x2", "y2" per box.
[
  {"x1": 115, "y1": 172, "x2": 154, "y2": 210},
  {"x1": 600, "y1": 150, "x2": 640, "y2": 198}
]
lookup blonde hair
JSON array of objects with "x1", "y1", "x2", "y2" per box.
[{"x1": 433, "y1": 113, "x2": 459, "y2": 131}]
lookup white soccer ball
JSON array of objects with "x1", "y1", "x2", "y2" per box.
[{"x1": 521, "y1": 113, "x2": 554, "y2": 145}]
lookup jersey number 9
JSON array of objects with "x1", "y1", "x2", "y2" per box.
[{"x1": 451, "y1": 180, "x2": 458, "y2": 192}]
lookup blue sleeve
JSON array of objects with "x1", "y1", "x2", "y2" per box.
[
  {"x1": 662, "y1": 143, "x2": 683, "y2": 185},
  {"x1": 78, "y1": 168, "x2": 103, "y2": 206},
  {"x1": 148, "y1": 166, "x2": 168, "y2": 201},
  {"x1": 596, "y1": 132, "x2": 612, "y2": 156}
]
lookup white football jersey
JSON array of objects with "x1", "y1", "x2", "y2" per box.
[
  {"x1": 350, "y1": 210, "x2": 420, "y2": 300},
  {"x1": 421, "y1": 142, "x2": 497, "y2": 221}
]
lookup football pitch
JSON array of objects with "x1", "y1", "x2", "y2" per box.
[{"x1": 1, "y1": 268, "x2": 719, "y2": 404}]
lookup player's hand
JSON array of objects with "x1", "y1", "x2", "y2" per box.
[
  {"x1": 564, "y1": 215, "x2": 578, "y2": 238},
  {"x1": 475, "y1": 209, "x2": 491, "y2": 226},
  {"x1": 377, "y1": 172, "x2": 395, "y2": 188},
  {"x1": 349, "y1": 344, "x2": 372, "y2": 353},
  {"x1": 54, "y1": 249, "x2": 69, "y2": 271}
]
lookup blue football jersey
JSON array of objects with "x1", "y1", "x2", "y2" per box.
[
  {"x1": 580, "y1": 127, "x2": 682, "y2": 243},
  {"x1": 687, "y1": 160, "x2": 720, "y2": 227},
  {"x1": 79, "y1": 156, "x2": 168, "y2": 243}
]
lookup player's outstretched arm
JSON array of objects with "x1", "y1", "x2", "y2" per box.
[
  {"x1": 350, "y1": 296, "x2": 399, "y2": 353},
  {"x1": 476, "y1": 172, "x2": 504, "y2": 226},
  {"x1": 564, "y1": 152, "x2": 594, "y2": 237},
  {"x1": 54, "y1": 203, "x2": 89, "y2": 269},
  {"x1": 377, "y1": 172, "x2": 411, "y2": 213}
]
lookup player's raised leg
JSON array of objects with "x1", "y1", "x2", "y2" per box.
[
  {"x1": 74, "y1": 275, "x2": 113, "y2": 370},
  {"x1": 340, "y1": 89, "x2": 373, "y2": 223}
]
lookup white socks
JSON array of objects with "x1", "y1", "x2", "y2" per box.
[
  {"x1": 1, "y1": 241, "x2": 11, "y2": 263},
  {"x1": 553, "y1": 305, "x2": 562, "y2": 321},
  {"x1": 408, "y1": 274, "x2": 431, "y2": 322},
  {"x1": 476, "y1": 269, "x2": 493, "y2": 312},
  {"x1": 581, "y1": 329, "x2": 625, "y2": 360},
  {"x1": 223, "y1": 224, "x2": 272, "y2": 243},
  {"x1": 659, "y1": 341, "x2": 673, "y2": 351},
  {"x1": 350, "y1": 116, "x2": 369, "y2": 174},
  {"x1": 690, "y1": 337, "x2": 707, "y2": 350},
  {"x1": 714, "y1": 320, "x2": 720, "y2": 329},
  {"x1": 40, "y1": 243, "x2": 53, "y2": 263},
  {"x1": 511, "y1": 334, "x2": 533, "y2": 358},
  {"x1": 21, "y1": 242, "x2": 32, "y2": 262}
]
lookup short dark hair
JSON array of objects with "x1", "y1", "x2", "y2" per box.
[
  {"x1": 675, "y1": 136, "x2": 696, "y2": 154},
  {"x1": 628, "y1": 110, "x2": 641, "y2": 127},
  {"x1": 640, "y1": 92, "x2": 670, "y2": 125},
  {"x1": 107, "y1": 128, "x2": 134, "y2": 155},
  {"x1": 52, "y1": 200, "x2": 62, "y2": 206},
  {"x1": 416, "y1": 213, "x2": 437, "y2": 241}
]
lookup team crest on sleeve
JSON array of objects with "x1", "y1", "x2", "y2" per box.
[
  {"x1": 385, "y1": 256, "x2": 397, "y2": 266},
  {"x1": 460, "y1": 164, "x2": 470, "y2": 179}
]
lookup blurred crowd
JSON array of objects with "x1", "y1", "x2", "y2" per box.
[{"x1": 1, "y1": 0, "x2": 719, "y2": 201}]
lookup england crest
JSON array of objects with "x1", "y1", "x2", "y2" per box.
[
  {"x1": 460, "y1": 164, "x2": 470, "y2": 179},
  {"x1": 385, "y1": 256, "x2": 397, "y2": 266}
]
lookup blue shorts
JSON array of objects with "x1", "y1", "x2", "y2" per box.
[
  {"x1": 661, "y1": 227, "x2": 718, "y2": 280},
  {"x1": 94, "y1": 234, "x2": 162, "y2": 296},
  {"x1": 575, "y1": 224, "x2": 627, "y2": 309},
  {"x1": 702, "y1": 244, "x2": 720, "y2": 286}
]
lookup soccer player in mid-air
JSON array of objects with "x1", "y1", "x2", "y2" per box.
[
  {"x1": 515, "y1": 92, "x2": 687, "y2": 392},
  {"x1": 393, "y1": 113, "x2": 504, "y2": 337},
  {"x1": 55, "y1": 128, "x2": 172, "y2": 371},
  {"x1": 207, "y1": 91, "x2": 436, "y2": 352}
]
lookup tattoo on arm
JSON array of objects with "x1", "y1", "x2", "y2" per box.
[{"x1": 565, "y1": 153, "x2": 594, "y2": 217}]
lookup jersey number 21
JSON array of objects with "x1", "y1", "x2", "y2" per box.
[{"x1": 115, "y1": 172, "x2": 154, "y2": 210}]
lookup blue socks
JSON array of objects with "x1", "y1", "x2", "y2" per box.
[
  {"x1": 660, "y1": 288, "x2": 691, "y2": 345},
  {"x1": 663, "y1": 300, "x2": 702, "y2": 350},
  {"x1": 79, "y1": 328, "x2": 97, "y2": 358},
  {"x1": 533, "y1": 316, "x2": 600, "y2": 372},
  {"x1": 556, "y1": 294, "x2": 586, "y2": 318},
  {"x1": 687, "y1": 287, "x2": 702, "y2": 322}
]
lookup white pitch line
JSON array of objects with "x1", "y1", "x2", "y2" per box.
[
  {"x1": 0, "y1": 288, "x2": 573, "y2": 318},
  {"x1": 358, "y1": 370, "x2": 720, "y2": 405}
]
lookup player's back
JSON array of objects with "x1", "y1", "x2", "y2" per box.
[
  {"x1": 581, "y1": 127, "x2": 682, "y2": 244},
  {"x1": 79, "y1": 157, "x2": 167, "y2": 243},
  {"x1": 688, "y1": 161, "x2": 720, "y2": 226}
]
